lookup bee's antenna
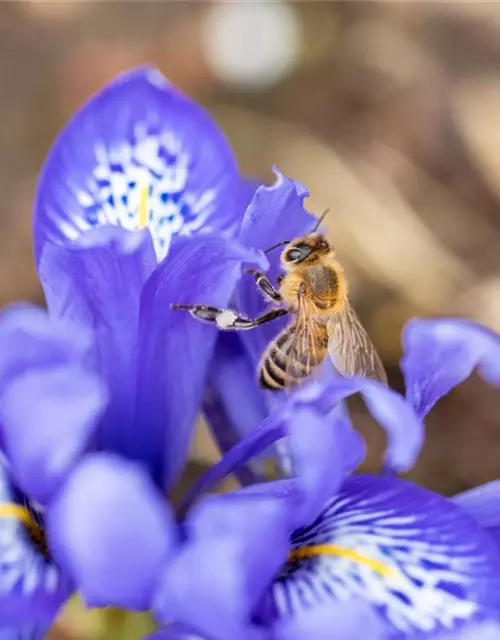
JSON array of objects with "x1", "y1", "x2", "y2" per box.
[
  {"x1": 313, "y1": 208, "x2": 330, "y2": 232},
  {"x1": 264, "y1": 240, "x2": 290, "y2": 254}
]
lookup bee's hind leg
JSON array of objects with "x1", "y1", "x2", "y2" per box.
[
  {"x1": 171, "y1": 304, "x2": 289, "y2": 330},
  {"x1": 245, "y1": 269, "x2": 283, "y2": 302}
]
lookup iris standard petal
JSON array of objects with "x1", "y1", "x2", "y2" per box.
[
  {"x1": 34, "y1": 66, "x2": 240, "y2": 263},
  {"x1": 454, "y1": 481, "x2": 500, "y2": 546},
  {"x1": 0, "y1": 463, "x2": 72, "y2": 625},
  {"x1": 136, "y1": 234, "x2": 266, "y2": 489},
  {"x1": 39, "y1": 225, "x2": 155, "y2": 459},
  {"x1": 0, "y1": 364, "x2": 107, "y2": 506},
  {"x1": 402, "y1": 318, "x2": 500, "y2": 420},
  {"x1": 258, "y1": 474, "x2": 500, "y2": 640},
  {"x1": 46, "y1": 453, "x2": 178, "y2": 610},
  {"x1": 287, "y1": 405, "x2": 362, "y2": 529},
  {"x1": 153, "y1": 493, "x2": 289, "y2": 640},
  {"x1": 236, "y1": 168, "x2": 317, "y2": 363}
]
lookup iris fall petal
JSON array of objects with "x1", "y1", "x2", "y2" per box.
[
  {"x1": 34, "y1": 66, "x2": 240, "y2": 262},
  {"x1": 454, "y1": 481, "x2": 500, "y2": 546},
  {"x1": 0, "y1": 464, "x2": 72, "y2": 625}
]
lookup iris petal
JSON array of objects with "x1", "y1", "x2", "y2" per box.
[
  {"x1": 402, "y1": 318, "x2": 500, "y2": 420},
  {"x1": 46, "y1": 453, "x2": 178, "y2": 610},
  {"x1": 0, "y1": 303, "x2": 107, "y2": 505},
  {"x1": 34, "y1": 66, "x2": 240, "y2": 262},
  {"x1": 0, "y1": 365, "x2": 107, "y2": 506},
  {"x1": 454, "y1": 481, "x2": 500, "y2": 547},
  {"x1": 260, "y1": 474, "x2": 500, "y2": 639},
  {"x1": 39, "y1": 225, "x2": 155, "y2": 461},
  {"x1": 136, "y1": 234, "x2": 266, "y2": 489},
  {"x1": 0, "y1": 463, "x2": 72, "y2": 625},
  {"x1": 236, "y1": 168, "x2": 317, "y2": 365},
  {"x1": 292, "y1": 368, "x2": 423, "y2": 472},
  {"x1": 153, "y1": 493, "x2": 288, "y2": 640},
  {"x1": 0, "y1": 303, "x2": 89, "y2": 386}
]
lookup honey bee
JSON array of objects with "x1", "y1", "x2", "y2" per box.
[{"x1": 172, "y1": 211, "x2": 387, "y2": 390}]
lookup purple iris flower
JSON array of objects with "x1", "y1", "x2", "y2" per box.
[
  {"x1": 2, "y1": 64, "x2": 500, "y2": 640},
  {"x1": 148, "y1": 319, "x2": 500, "y2": 640}
]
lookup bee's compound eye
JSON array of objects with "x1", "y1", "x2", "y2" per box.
[
  {"x1": 319, "y1": 241, "x2": 329, "y2": 250},
  {"x1": 286, "y1": 248, "x2": 303, "y2": 261}
]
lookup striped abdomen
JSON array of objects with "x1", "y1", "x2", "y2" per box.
[{"x1": 259, "y1": 322, "x2": 329, "y2": 391}]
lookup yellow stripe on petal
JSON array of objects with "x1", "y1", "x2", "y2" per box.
[
  {"x1": 288, "y1": 544, "x2": 394, "y2": 577},
  {"x1": 0, "y1": 503, "x2": 35, "y2": 527},
  {"x1": 138, "y1": 185, "x2": 149, "y2": 229}
]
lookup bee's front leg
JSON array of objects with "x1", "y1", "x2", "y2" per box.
[
  {"x1": 245, "y1": 269, "x2": 283, "y2": 302},
  {"x1": 171, "y1": 304, "x2": 289, "y2": 330}
]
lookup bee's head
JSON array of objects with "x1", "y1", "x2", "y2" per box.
[{"x1": 281, "y1": 234, "x2": 331, "y2": 268}]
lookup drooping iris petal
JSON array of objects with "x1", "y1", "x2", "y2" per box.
[
  {"x1": 258, "y1": 474, "x2": 500, "y2": 640},
  {"x1": 34, "y1": 66, "x2": 240, "y2": 263},
  {"x1": 0, "y1": 463, "x2": 72, "y2": 625},
  {"x1": 39, "y1": 225, "x2": 155, "y2": 460},
  {"x1": 402, "y1": 318, "x2": 500, "y2": 420},
  {"x1": 292, "y1": 367, "x2": 423, "y2": 472},
  {"x1": 454, "y1": 481, "x2": 500, "y2": 547},
  {"x1": 0, "y1": 365, "x2": 107, "y2": 506},
  {"x1": 136, "y1": 234, "x2": 266, "y2": 489},
  {"x1": 0, "y1": 623, "x2": 52, "y2": 640},
  {"x1": 153, "y1": 493, "x2": 289, "y2": 640},
  {"x1": 236, "y1": 168, "x2": 317, "y2": 364},
  {"x1": 46, "y1": 453, "x2": 178, "y2": 610}
]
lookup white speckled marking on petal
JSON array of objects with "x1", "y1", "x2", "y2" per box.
[{"x1": 75, "y1": 128, "x2": 217, "y2": 261}]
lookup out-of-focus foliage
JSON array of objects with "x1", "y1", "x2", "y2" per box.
[{"x1": 4, "y1": 1, "x2": 500, "y2": 636}]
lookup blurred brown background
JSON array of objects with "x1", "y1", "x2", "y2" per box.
[{"x1": 3, "y1": 1, "x2": 500, "y2": 637}]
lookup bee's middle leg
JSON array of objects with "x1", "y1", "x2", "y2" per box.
[
  {"x1": 245, "y1": 269, "x2": 283, "y2": 302},
  {"x1": 171, "y1": 304, "x2": 288, "y2": 330}
]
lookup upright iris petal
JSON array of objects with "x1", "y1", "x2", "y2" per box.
[
  {"x1": 236, "y1": 168, "x2": 317, "y2": 364},
  {"x1": 34, "y1": 66, "x2": 241, "y2": 263}
]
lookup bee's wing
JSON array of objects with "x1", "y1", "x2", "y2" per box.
[
  {"x1": 327, "y1": 300, "x2": 388, "y2": 384},
  {"x1": 283, "y1": 285, "x2": 327, "y2": 388}
]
